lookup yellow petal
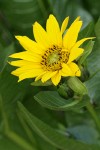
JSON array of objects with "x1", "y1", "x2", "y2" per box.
[
  {"x1": 73, "y1": 16, "x2": 81, "y2": 22},
  {"x1": 9, "y1": 60, "x2": 40, "y2": 67},
  {"x1": 15, "y1": 36, "x2": 42, "y2": 54},
  {"x1": 9, "y1": 52, "x2": 42, "y2": 62},
  {"x1": 61, "y1": 16, "x2": 69, "y2": 34},
  {"x1": 33, "y1": 22, "x2": 50, "y2": 49},
  {"x1": 67, "y1": 48, "x2": 84, "y2": 64},
  {"x1": 68, "y1": 62, "x2": 81, "y2": 76},
  {"x1": 41, "y1": 71, "x2": 57, "y2": 83},
  {"x1": 18, "y1": 72, "x2": 38, "y2": 81},
  {"x1": 61, "y1": 63, "x2": 74, "y2": 76},
  {"x1": 51, "y1": 71, "x2": 61, "y2": 86},
  {"x1": 35, "y1": 72, "x2": 46, "y2": 81},
  {"x1": 46, "y1": 14, "x2": 62, "y2": 46},
  {"x1": 11, "y1": 66, "x2": 43, "y2": 76},
  {"x1": 9, "y1": 60, "x2": 27, "y2": 67},
  {"x1": 63, "y1": 21, "x2": 82, "y2": 50},
  {"x1": 12, "y1": 68, "x2": 43, "y2": 81},
  {"x1": 72, "y1": 37, "x2": 95, "y2": 49}
]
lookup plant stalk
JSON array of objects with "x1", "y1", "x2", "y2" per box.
[{"x1": 86, "y1": 102, "x2": 100, "y2": 132}]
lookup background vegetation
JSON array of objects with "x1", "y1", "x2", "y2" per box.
[{"x1": 0, "y1": 0, "x2": 100, "y2": 150}]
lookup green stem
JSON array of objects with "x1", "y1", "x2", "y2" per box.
[
  {"x1": 5, "y1": 130, "x2": 36, "y2": 150},
  {"x1": 86, "y1": 102, "x2": 100, "y2": 132},
  {"x1": 0, "y1": 97, "x2": 36, "y2": 150},
  {"x1": 17, "y1": 111, "x2": 37, "y2": 147}
]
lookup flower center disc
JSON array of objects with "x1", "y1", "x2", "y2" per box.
[
  {"x1": 41, "y1": 45, "x2": 69, "y2": 71},
  {"x1": 47, "y1": 52, "x2": 59, "y2": 64}
]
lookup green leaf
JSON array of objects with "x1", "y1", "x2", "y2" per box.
[
  {"x1": 0, "y1": 43, "x2": 14, "y2": 72},
  {"x1": 0, "y1": 65, "x2": 30, "y2": 107},
  {"x1": 26, "y1": 133, "x2": 57, "y2": 150},
  {"x1": 0, "y1": 0, "x2": 52, "y2": 37},
  {"x1": 31, "y1": 80, "x2": 52, "y2": 86},
  {"x1": 34, "y1": 91, "x2": 88, "y2": 111},
  {"x1": 17, "y1": 102, "x2": 100, "y2": 150},
  {"x1": 78, "y1": 22, "x2": 94, "y2": 40},
  {"x1": 95, "y1": 18, "x2": 100, "y2": 41},
  {"x1": 0, "y1": 63, "x2": 40, "y2": 149},
  {"x1": 5, "y1": 130, "x2": 36, "y2": 150},
  {"x1": 85, "y1": 19, "x2": 100, "y2": 102},
  {"x1": 67, "y1": 125, "x2": 100, "y2": 144},
  {"x1": 0, "y1": 96, "x2": 37, "y2": 150},
  {"x1": 78, "y1": 40, "x2": 94, "y2": 65},
  {"x1": 23, "y1": 97, "x2": 59, "y2": 128},
  {"x1": 0, "y1": 136, "x2": 23, "y2": 150},
  {"x1": 0, "y1": 22, "x2": 13, "y2": 46}
]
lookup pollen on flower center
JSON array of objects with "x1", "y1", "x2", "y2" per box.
[
  {"x1": 47, "y1": 52, "x2": 60, "y2": 64},
  {"x1": 40, "y1": 45, "x2": 69, "y2": 71}
]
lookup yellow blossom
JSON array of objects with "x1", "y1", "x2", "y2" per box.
[{"x1": 9, "y1": 15, "x2": 94, "y2": 86}]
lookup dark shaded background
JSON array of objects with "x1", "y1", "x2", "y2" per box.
[
  {"x1": 0, "y1": 0, "x2": 100, "y2": 150},
  {"x1": 0, "y1": 0, "x2": 100, "y2": 46}
]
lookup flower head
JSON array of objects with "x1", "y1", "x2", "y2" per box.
[{"x1": 9, "y1": 15, "x2": 93, "y2": 85}]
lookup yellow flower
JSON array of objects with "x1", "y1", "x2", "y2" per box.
[{"x1": 9, "y1": 15, "x2": 94, "y2": 86}]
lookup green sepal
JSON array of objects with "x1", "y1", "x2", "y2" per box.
[
  {"x1": 58, "y1": 83, "x2": 69, "y2": 99},
  {"x1": 67, "y1": 77, "x2": 88, "y2": 95}
]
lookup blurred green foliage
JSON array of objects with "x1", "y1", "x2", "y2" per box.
[{"x1": 0, "y1": 0, "x2": 100, "y2": 150}]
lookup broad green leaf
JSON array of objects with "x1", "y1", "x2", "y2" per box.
[
  {"x1": 0, "y1": 65, "x2": 31, "y2": 107},
  {"x1": 23, "y1": 97, "x2": 59, "y2": 128},
  {"x1": 0, "y1": 136, "x2": 23, "y2": 150},
  {"x1": 0, "y1": 63, "x2": 59, "y2": 149},
  {"x1": 0, "y1": 22, "x2": 13, "y2": 46},
  {"x1": 18, "y1": 102, "x2": 100, "y2": 150},
  {"x1": 31, "y1": 80, "x2": 52, "y2": 86},
  {"x1": 78, "y1": 40, "x2": 94, "y2": 65},
  {"x1": 0, "y1": 60, "x2": 59, "y2": 149},
  {"x1": 95, "y1": 18, "x2": 100, "y2": 41},
  {"x1": 0, "y1": 64, "x2": 40, "y2": 149},
  {"x1": 0, "y1": 43, "x2": 14, "y2": 72},
  {"x1": 85, "y1": 71, "x2": 100, "y2": 102},
  {"x1": 0, "y1": 96, "x2": 37, "y2": 150},
  {"x1": 0, "y1": 0, "x2": 52, "y2": 37},
  {"x1": 34, "y1": 91, "x2": 88, "y2": 111},
  {"x1": 78, "y1": 22, "x2": 94, "y2": 40},
  {"x1": 4, "y1": 130, "x2": 36, "y2": 150},
  {"x1": 67, "y1": 125, "x2": 100, "y2": 144},
  {"x1": 85, "y1": 19, "x2": 100, "y2": 102},
  {"x1": 25, "y1": 133, "x2": 57, "y2": 150}
]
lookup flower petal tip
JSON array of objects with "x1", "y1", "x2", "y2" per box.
[
  {"x1": 49, "y1": 14, "x2": 55, "y2": 18},
  {"x1": 33, "y1": 21, "x2": 38, "y2": 27},
  {"x1": 15, "y1": 36, "x2": 21, "y2": 40},
  {"x1": 18, "y1": 79, "x2": 21, "y2": 82},
  {"x1": 7, "y1": 61, "x2": 11, "y2": 65}
]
